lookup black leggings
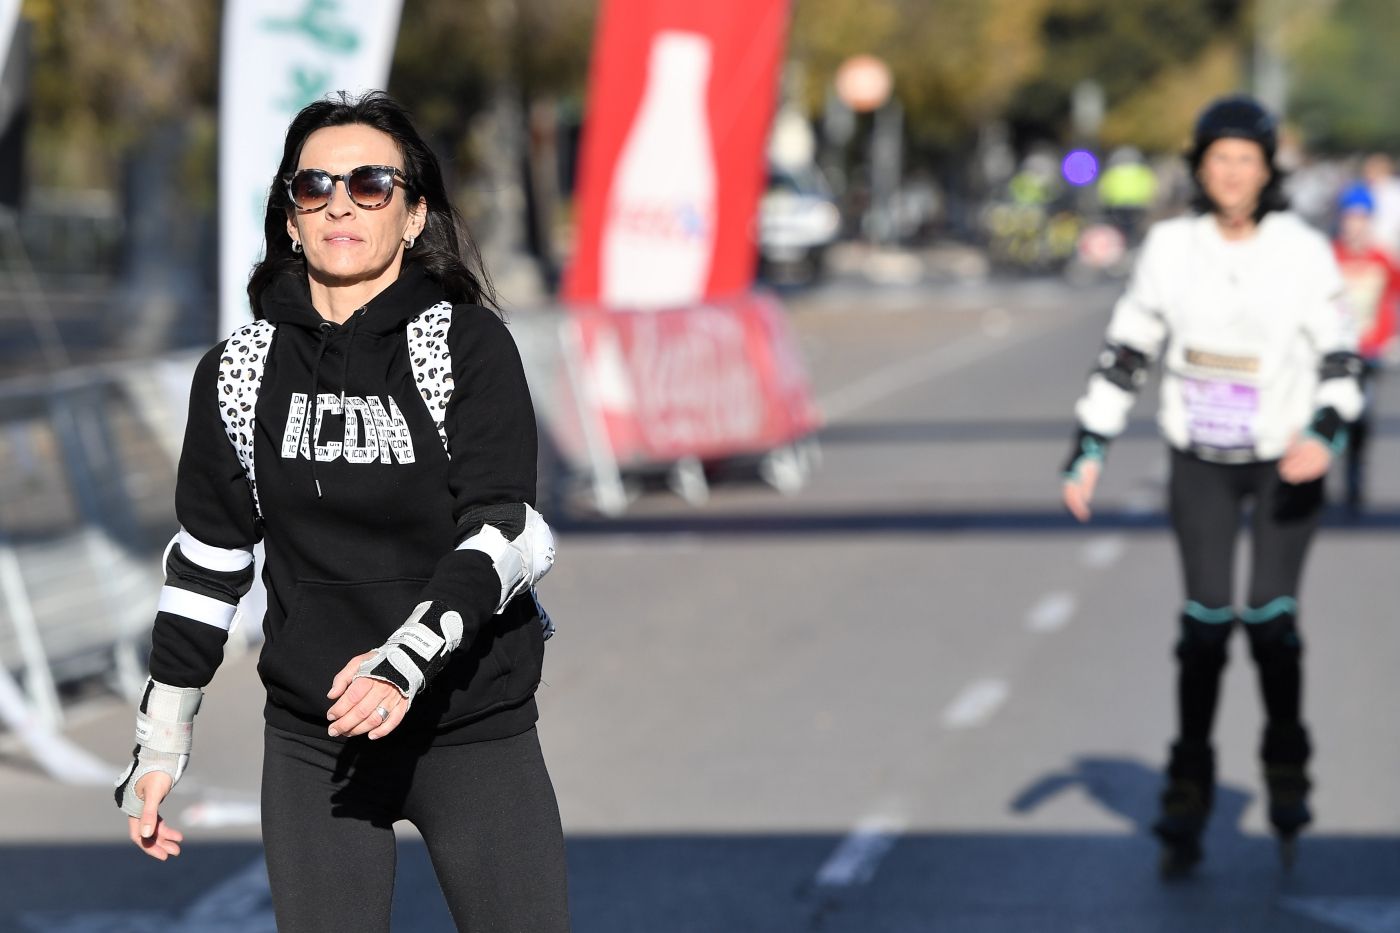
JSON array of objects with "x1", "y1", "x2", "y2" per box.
[
  {"x1": 261, "y1": 724, "x2": 571, "y2": 933},
  {"x1": 1167, "y1": 449, "x2": 1322, "y2": 761},
  {"x1": 1169, "y1": 448, "x2": 1323, "y2": 609}
]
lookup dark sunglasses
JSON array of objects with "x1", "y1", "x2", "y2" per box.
[{"x1": 285, "y1": 164, "x2": 406, "y2": 212}]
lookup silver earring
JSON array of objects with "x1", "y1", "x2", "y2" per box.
[
  {"x1": 291, "y1": 239, "x2": 303, "y2": 254},
  {"x1": 403, "y1": 235, "x2": 416, "y2": 249}
]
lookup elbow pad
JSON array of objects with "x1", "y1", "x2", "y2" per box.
[
  {"x1": 1319, "y1": 351, "x2": 1364, "y2": 382},
  {"x1": 1062, "y1": 428, "x2": 1109, "y2": 479},
  {"x1": 113, "y1": 678, "x2": 203, "y2": 818},
  {"x1": 455, "y1": 503, "x2": 556, "y2": 613},
  {"x1": 1093, "y1": 342, "x2": 1150, "y2": 392}
]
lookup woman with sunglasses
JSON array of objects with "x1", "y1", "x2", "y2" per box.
[
  {"x1": 113, "y1": 91, "x2": 571, "y2": 931},
  {"x1": 1061, "y1": 96, "x2": 1363, "y2": 877}
]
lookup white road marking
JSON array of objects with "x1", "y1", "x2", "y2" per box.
[
  {"x1": 1081, "y1": 534, "x2": 1126, "y2": 569},
  {"x1": 941, "y1": 678, "x2": 1010, "y2": 729},
  {"x1": 182, "y1": 796, "x2": 262, "y2": 829},
  {"x1": 1027, "y1": 592, "x2": 1077, "y2": 633},
  {"x1": 182, "y1": 859, "x2": 274, "y2": 928},
  {"x1": 1123, "y1": 490, "x2": 1158, "y2": 515},
  {"x1": 21, "y1": 858, "x2": 274, "y2": 932},
  {"x1": 814, "y1": 811, "x2": 908, "y2": 887},
  {"x1": 815, "y1": 296, "x2": 1101, "y2": 420},
  {"x1": 981, "y1": 307, "x2": 1011, "y2": 338},
  {"x1": 817, "y1": 326, "x2": 1018, "y2": 420},
  {"x1": 1281, "y1": 896, "x2": 1400, "y2": 932}
]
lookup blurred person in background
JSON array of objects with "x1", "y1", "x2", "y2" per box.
[
  {"x1": 1331, "y1": 182, "x2": 1399, "y2": 513},
  {"x1": 1060, "y1": 95, "x2": 1363, "y2": 877},
  {"x1": 112, "y1": 92, "x2": 570, "y2": 932},
  {"x1": 1361, "y1": 153, "x2": 1400, "y2": 258},
  {"x1": 1098, "y1": 146, "x2": 1158, "y2": 245}
]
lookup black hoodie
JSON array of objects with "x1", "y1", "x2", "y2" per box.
[{"x1": 148, "y1": 266, "x2": 545, "y2": 744}]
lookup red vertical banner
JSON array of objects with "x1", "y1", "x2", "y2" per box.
[{"x1": 564, "y1": 0, "x2": 791, "y2": 308}]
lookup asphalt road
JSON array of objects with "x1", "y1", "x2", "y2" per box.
[{"x1": 3, "y1": 274, "x2": 1399, "y2": 932}]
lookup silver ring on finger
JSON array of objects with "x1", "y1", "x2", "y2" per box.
[{"x1": 374, "y1": 704, "x2": 390, "y2": 723}]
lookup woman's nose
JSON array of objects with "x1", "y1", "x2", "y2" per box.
[{"x1": 325, "y1": 179, "x2": 355, "y2": 217}]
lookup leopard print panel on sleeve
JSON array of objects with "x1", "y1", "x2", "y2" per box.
[
  {"x1": 406, "y1": 301, "x2": 455, "y2": 458},
  {"x1": 218, "y1": 320, "x2": 277, "y2": 518}
]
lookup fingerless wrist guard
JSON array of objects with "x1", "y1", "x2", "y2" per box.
[
  {"x1": 1303, "y1": 406, "x2": 1347, "y2": 453},
  {"x1": 113, "y1": 678, "x2": 202, "y2": 818},
  {"x1": 354, "y1": 600, "x2": 464, "y2": 700},
  {"x1": 1062, "y1": 428, "x2": 1109, "y2": 479}
]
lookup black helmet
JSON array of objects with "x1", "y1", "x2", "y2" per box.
[{"x1": 1191, "y1": 95, "x2": 1277, "y2": 162}]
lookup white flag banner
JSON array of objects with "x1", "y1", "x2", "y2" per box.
[
  {"x1": 0, "y1": 0, "x2": 19, "y2": 80},
  {"x1": 0, "y1": 0, "x2": 17, "y2": 78},
  {"x1": 218, "y1": 0, "x2": 404, "y2": 336}
]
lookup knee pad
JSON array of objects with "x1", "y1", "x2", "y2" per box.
[
  {"x1": 1243, "y1": 611, "x2": 1303, "y2": 667},
  {"x1": 1175, "y1": 613, "x2": 1232, "y2": 670}
]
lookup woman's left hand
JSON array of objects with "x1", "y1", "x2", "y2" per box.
[
  {"x1": 326, "y1": 653, "x2": 409, "y2": 740},
  {"x1": 1278, "y1": 435, "x2": 1332, "y2": 485}
]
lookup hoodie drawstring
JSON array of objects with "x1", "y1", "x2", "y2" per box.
[
  {"x1": 302, "y1": 308, "x2": 366, "y2": 500},
  {"x1": 304, "y1": 321, "x2": 333, "y2": 498},
  {"x1": 338, "y1": 307, "x2": 364, "y2": 410}
]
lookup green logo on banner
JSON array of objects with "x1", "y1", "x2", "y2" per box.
[
  {"x1": 261, "y1": 0, "x2": 364, "y2": 115},
  {"x1": 262, "y1": 0, "x2": 360, "y2": 53}
]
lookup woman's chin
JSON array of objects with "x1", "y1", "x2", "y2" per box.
[{"x1": 309, "y1": 260, "x2": 396, "y2": 288}]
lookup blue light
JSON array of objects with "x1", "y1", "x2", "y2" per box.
[{"x1": 1062, "y1": 150, "x2": 1099, "y2": 186}]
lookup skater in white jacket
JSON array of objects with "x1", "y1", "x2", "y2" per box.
[{"x1": 1060, "y1": 95, "x2": 1363, "y2": 876}]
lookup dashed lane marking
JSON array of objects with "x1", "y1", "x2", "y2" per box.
[
  {"x1": 1081, "y1": 534, "x2": 1126, "y2": 569},
  {"x1": 814, "y1": 810, "x2": 908, "y2": 887},
  {"x1": 941, "y1": 678, "x2": 1010, "y2": 729},
  {"x1": 1027, "y1": 592, "x2": 1077, "y2": 633},
  {"x1": 816, "y1": 309, "x2": 1075, "y2": 421}
]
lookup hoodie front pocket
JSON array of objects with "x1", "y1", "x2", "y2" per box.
[{"x1": 257, "y1": 576, "x2": 430, "y2": 722}]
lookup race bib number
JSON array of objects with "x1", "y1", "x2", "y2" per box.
[{"x1": 1182, "y1": 378, "x2": 1258, "y2": 451}]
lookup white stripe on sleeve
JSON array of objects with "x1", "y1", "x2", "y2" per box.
[
  {"x1": 157, "y1": 586, "x2": 238, "y2": 631},
  {"x1": 177, "y1": 528, "x2": 254, "y2": 573}
]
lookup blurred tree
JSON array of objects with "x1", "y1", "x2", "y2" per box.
[
  {"x1": 390, "y1": 0, "x2": 595, "y2": 283},
  {"x1": 1004, "y1": 0, "x2": 1250, "y2": 151},
  {"x1": 1290, "y1": 0, "x2": 1400, "y2": 152},
  {"x1": 390, "y1": 0, "x2": 595, "y2": 172},
  {"x1": 24, "y1": 0, "x2": 219, "y2": 190},
  {"x1": 790, "y1": 0, "x2": 1048, "y2": 149}
]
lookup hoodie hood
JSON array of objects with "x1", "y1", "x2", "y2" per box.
[{"x1": 260, "y1": 262, "x2": 450, "y2": 335}]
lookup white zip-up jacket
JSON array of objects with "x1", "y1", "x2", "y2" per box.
[{"x1": 1074, "y1": 210, "x2": 1363, "y2": 463}]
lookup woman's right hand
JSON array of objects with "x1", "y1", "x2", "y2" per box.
[
  {"x1": 1062, "y1": 460, "x2": 1101, "y2": 523},
  {"x1": 126, "y1": 772, "x2": 183, "y2": 861}
]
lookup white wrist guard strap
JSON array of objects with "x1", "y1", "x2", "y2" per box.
[
  {"x1": 455, "y1": 504, "x2": 555, "y2": 613},
  {"x1": 354, "y1": 599, "x2": 464, "y2": 700},
  {"x1": 114, "y1": 678, "x2": 202, "y2": 818}
]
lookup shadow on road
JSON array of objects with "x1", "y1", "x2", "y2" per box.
[
  {"x1": 8, "y1": 757, "x2": 1400, "y2": 933},
  {"x1": 558, "y1": 506, "x2": 1400, "y2": 537}
]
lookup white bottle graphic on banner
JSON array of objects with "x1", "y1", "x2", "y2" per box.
[{"x1": 601, "y1": 31, "x2": 717, "y2": 311}]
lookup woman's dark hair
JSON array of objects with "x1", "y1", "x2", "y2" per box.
[
  {"x1": 1186, "y1": 95, "x2": 1289, "y2": 222},
  {"x1": 247, "y1": 91, "x2": 496, "y2": 317}
]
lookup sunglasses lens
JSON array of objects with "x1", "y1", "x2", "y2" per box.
[
  {"x1": 289, "y1": 170, "x2": 333, "y2": 209},
  {"x1": 347, "y1": 167, "x2": 397, "y2": 207}
]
